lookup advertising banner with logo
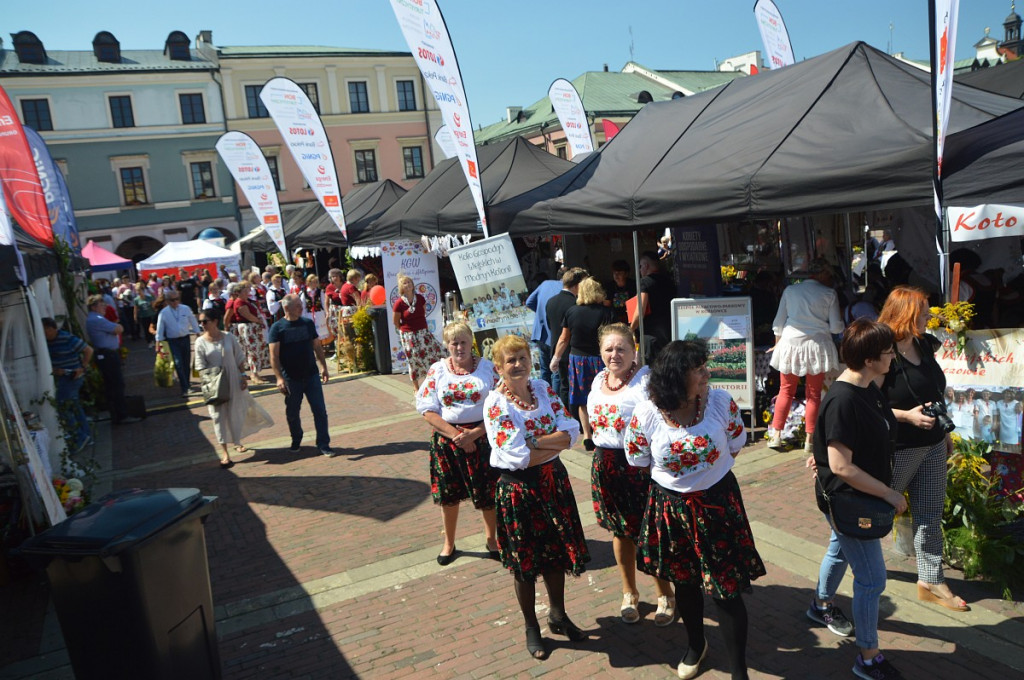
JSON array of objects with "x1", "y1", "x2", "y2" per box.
[
  {"x1": 260, "y1": 78, "x2": 346, "y2": 240},
  {"x1": 0, "y1": 84, "x2": 54, "y2": 247},
  {"x1": 947, "y1": 204, "x2": 1024, "y2": 242},
  {"x1": 448, "y1": 234, "x2": 534, "y2": 366},
  {"x1": 672, "y1": 297, "x2": 754, "y2": 410},
  {"x1": 390, "y1": 0, "x2": 487, "y2": 236},
  {"x1": 933, "y1": 0, "x2": 959, "y2": 180},
  {"x1": 216, "y1": 131, "x2": 287, "y2": 260},
  {"x1": 434, "y1": 125, "x2": 457, "y2": 160},
  {"x1": 548, "y1": 79, "x2": 593, "y2": 160},
  {"x1": 672, "y1": 225, "x2": 722, "y2": 297},
  {"x1": 933, "y1": 328, "x2": 1023, "y2": 454},
  {"x1": 753, "y1": 0, "x2": 795, "y2": 69},
  {"x1": 24, "y1": 128, "x2": 79, "y2": 254},
  {"x1": 381, "y1": 240, "x2": 443, "y2": 374}
]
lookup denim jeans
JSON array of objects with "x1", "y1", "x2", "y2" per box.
[
  {"x1": 550, "y1": 359, "x2": 569, "y2": 408},
  {"x1": 95, "y1": 351, "x2": 126, "y2": 422},
  {"x1": 166, "y1": 336, "x2": 192, "y2": 393},
  {"x1": 285, "y1": 373, "x2": 330, "y2": 449},
  {"x1": 816, "y1": 515, "x2": 886, "y2": 650},
  {"x1": 56, "y1": 374, "x2": 91, "y2": 448},
  {"x1": 537, "y1": 342, "x2": 552, "y2": 385}
]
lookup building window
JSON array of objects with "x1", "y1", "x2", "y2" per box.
[
  {"x1": 556, "y1": 145, "x2": 567, "y2": 160},
  {"x1": 397, "y1": 80, "x2": 416, "y2": 111},
  {"x1": 109, "y1": 96, "x2": 134, "y2": 128},
  {"x1": 266, "y1": 156, "x2": 281, "y2": 191},
  {"x1": 298, "y1": 83, "x2": 320, "y2": 114},
  {"x1": 190, "y1": 161, "x2": 215, "y2": 199},
  {"x1": 120, "y1": 167, "x2": 148, "y2": 205},
  {"x1": 355, "y1": 149, "x2": 378, "y2": 183},
  {"x1": 21, "y1": 99, "x2": 53, "y2": 131},
  {"x1": 403, "y1": 147, "x2": 424, "y2": 179},
  {"x1": 348, "y1": 82, "x2": 369, "y2": 113},
  {"x1": 179, "y1": 93, "x2": 206, "y2": 124},
  {"x1": 245, "y1": 85, "x2": 269, "y2": 118}
]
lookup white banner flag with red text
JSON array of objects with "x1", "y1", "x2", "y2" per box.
[
  {"x1": 947, "y1": 204, "x2": 1024, "y2": 242},
  {"x1": 216, "y1": 131, "x2": 287, "y2": 260},
  {"x1": 548, "y1": 79, "x2": 593, "y2": 160},
  {"x1": 434, "y1": 125, "x2": 457, "y2": 160},
  {"x1": 753, "y1": 0, "x2": 794, "y2": 69},
  {"x1": 934, "y1": 0, "x2": 959, "y2": 181},
  {"x1": 390, "y1": 0, "x2": 487, "y2": 236},
  {"x1": 260, "y1": 78, "x2": 346, "y2": 239}
]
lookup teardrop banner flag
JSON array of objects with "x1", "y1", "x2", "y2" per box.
[
  {"x1": 434, "y1": 125, "x2": 457, "y2": 160},
  {"x1": 0, "y1": 84, "x2": 54, "y2": 247},
  {"x1": 548, "y1": 79, "x2": 593, "y2": 160},
  {"x1": 24, "y1": 127, "x2": 80, "y2": 254},
  {"x1": 932, "y1": 0, "x2": 960, "y2": 182},
  {"x1": 753, "y1": 0, "x2": 795, "y2": 69},
  {"x1": 216, "y1": 131, "x2": 287, "y2": 260},
  {"x1": 390, "y1": 0, "x2": 488, "y2": 236},
  {"x1": 260, "y1": 78, "x2": 346, "y2": 239}
]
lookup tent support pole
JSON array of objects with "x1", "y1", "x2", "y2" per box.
[
  {"x1": 633, "y1": 232, "x2": 645, "y2": 366},
  {"x1": 843, "y1": 213, "x2": 853, "y2": 287}
]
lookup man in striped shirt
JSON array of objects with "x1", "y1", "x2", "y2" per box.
[{"x1": 43, "y1": 318, "x2": 94, "y2": 452}]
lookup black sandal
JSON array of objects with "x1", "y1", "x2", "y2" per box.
[
  {"x1": 525, "y1": 625, "x2": 547, "y2": 659},
  {"x1": 547, "y1": 613, "x2": 585, "y2": 641},
  {"x1": 436, "y1": 546, "x2": 458, "y2": 566}
]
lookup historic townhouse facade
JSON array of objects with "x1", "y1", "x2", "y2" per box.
[{"x1": 0, "y1": 30, "x2": 237, "y2": 260}]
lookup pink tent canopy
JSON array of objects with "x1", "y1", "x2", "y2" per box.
[{"x1": 82, "y1": 240, "x2": 132, "y2": 272}]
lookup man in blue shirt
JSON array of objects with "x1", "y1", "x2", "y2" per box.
[
  {"x1": 156, "y1": 291, "x2": 202, "y2": 397},
  {"x1": 43, "y1": 318, "x2": 94, "y2": 452},
  {"x1": 525, "y1": 267, "x2": 566, "y2": 385},
  {"x1": 269, "y1": 294, "x2": 333, "y2": 456},
  {"x1": 544, "y1": 267, "x2": 588, "y2": 407},
  {"x1": 85, "y1": 295, "x2": 140, "y2": 425}
]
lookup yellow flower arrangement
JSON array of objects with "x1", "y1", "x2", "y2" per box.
[
  {"x1": 926, "y1": 301, "x2": 975, "y2": 355},
  {"x1": 721, "y1": 265, "x2": 737, "y2": 284}
]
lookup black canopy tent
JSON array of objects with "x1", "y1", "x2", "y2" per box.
[
  {"x1": 353, "y1": 136, "x2": 576, "y2": 246},
  {"x1": 944, "y1": 106, "x2": 1024, "y2": 205},
  {"x1": 955, "y1": 58, "x2": 1024, "y2": 99},
  {"x1": 238, "y1": 179, "x2": 408, "y2": 253},
  {"x1": 488, "y1": 42, "x2": 1023, "y2": 237}
]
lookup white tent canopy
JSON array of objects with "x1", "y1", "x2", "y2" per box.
[{"x1": 136, "y1": 240, "x2": 241, "y2": 274}]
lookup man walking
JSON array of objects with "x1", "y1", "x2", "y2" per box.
[
  {"x1": 43, "y1": 318, "x2": 94, "y2": 452},
  {"x1": 155, "y1": 291, "x2": 202, "y2": 397},
  {"x1": 85, "y1": 295, "x2": 139, "y2": 425},
  {"x1": 630, "y1": 252, "x2": 676, "y2": 363},
  {"x1": 545, "y1": 267, "x2": 588, "y2": 408},
  {"x1": 525, "y1": 266, "x2": 565, "y2": 384},
  {"x1": 269, "y1": 294, "x2": 333, "y2": 456}
]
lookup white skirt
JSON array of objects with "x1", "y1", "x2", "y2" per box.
[{"x1": 769, "y1": 333, "x2": 839, "y2": 376}]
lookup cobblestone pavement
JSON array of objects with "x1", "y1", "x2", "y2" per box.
[{"x1": 2, "y1": 340, "x2": 1023, "y2": 679}]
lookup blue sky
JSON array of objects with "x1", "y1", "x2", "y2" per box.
[{"x1": 3, "y1": 1, "x2": 1016, "y2": 127}]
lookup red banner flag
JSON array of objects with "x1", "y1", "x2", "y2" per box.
[
  {"x1": 0, "y1": 84, "x2": 54, "y2": 247},
  {"x1": 602, "y1": 119, "x2": 622, "y2": 141}
]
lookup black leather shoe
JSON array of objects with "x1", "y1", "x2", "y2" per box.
[
  {"x1": 436, "y1": 546, "x2": 458, "y2": 566},
  {"x1": 548, "y1": 613, "x2": 585, "y2": 641}
]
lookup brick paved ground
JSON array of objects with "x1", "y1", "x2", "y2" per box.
[{"x1": 2, "y1": 337, "x2": 1023, "y2": 679}]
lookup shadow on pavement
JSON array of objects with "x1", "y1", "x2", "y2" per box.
[{"x1": 236, "y1": 474, "x2": 429, "y2": 519}]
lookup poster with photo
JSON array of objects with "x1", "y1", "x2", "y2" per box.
[
  {"x1": 672, "y1": 297, "x2": 754, "y2": 410},
  {"x1": 380, "y1": 240, "x2": 443, "y2": 374},
  {"x1": 934, "y1": 328, "x2": 1024, "y2": 454},
  {"x1": 448, "y1": 234, "x2": 535, "y2": 366}
]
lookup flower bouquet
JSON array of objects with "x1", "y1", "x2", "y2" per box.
[
  {"x1": 154, "y1": 350, "x2": 174, "y2": 388},
  {"x1": 721, "y1": 265, "x2": 737, "y2": 285},
  {"x1": 926, "y1": 301, "x2": 975, "y2": 355},
  {"x1": 53, "y1": 476, "x2": 88, "y2": 515}
]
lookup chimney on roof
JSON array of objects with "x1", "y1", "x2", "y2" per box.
[
  {"x1": 603, "y1": 63, "x2": 609, "y2": 72},
  {"x1": 507, "y1": 106, "x2": 522, "y2": 124},
  {"x1": 197, "y1": 30, "x2": 212, "y2": 45}
]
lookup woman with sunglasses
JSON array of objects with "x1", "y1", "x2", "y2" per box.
[{"x1": 194, "y1": 307, "x2": 273, "y2": 468}]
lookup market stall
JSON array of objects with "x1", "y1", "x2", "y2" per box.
[
  {"x1": 136, "y1": 240, "x2": 241, "y2": 280},
  {"x1": 81, "y1": 240, "x2": 132, "y2": 274}
]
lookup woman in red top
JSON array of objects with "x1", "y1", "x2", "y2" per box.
[
  {"x1": 325, "y1": 269, "x2": 345, "y2": 342},
  {"x1": 393, "y1": 273, "x2": 445, "y2": 390},
  {"x1": 226, "y1": 282, "x2": 270, "y2": 384},
  {"x1": 363, "y1": 274, "x2": 386, "y2": 306},
  {"x1": 339, "y1": 269, "x2": 363, "y2": 307}
]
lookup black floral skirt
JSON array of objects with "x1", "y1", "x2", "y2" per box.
[
  {"x1": 495, "y1": 458, "x2": 590, "y2": 582},
  {"x1": 638, "y1": 472, "x2": 766, "y2": 600},
  {"x1": 592, "y1": 446, "x2": 651, "y2": 541},
  {"x1": 429, "y1": 429, "x2": 498, "y2": 509}
]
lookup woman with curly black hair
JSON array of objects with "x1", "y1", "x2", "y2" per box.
[{"x1": 624, "y1": 340, "x2": 764, "y2": 680}]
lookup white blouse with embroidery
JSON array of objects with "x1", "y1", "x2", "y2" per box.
[
  {"x1": 484, "y1": 379, "x2": 581, "y2": 471},
  {"x1": 587, "y1": 366, "x2": 650, "y2": 450},
  {"x1": 623, "y1": 388, "x2": 745, "y2": 493},
  {"x1": 416, "y1": 358, "x2": 499, "y2": 424}
]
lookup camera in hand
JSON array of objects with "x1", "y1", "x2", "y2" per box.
[{"x1": 922, "y1": 402, "x2": 956, "y2": 434}]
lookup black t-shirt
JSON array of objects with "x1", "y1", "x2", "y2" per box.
[
  {"x1": 813, "y1": 381, "x2": 897, "y2": 514},
  {"x1": 881, "y1": 334, "x2": 947, "y2": 449},
  {"x1": 606, "y1": 279, "x2": 636, "y2": 323},
  {"x1": 178, "y1": 278, "x2": 198, "y2": 309},
  {"x1": 563, "y1": 304, "x2": 616, "y2": 356},
  {"x1": 268, "y1": 317, "x2": 318, "y2": 380},
  {"x1": 639, "y1": 272, "x2": 675, "y2": 341},
  {"x1": 545, "y1": 290, "x2": 577, "y2": 359}
]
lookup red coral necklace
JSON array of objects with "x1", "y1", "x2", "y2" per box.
[
  {"x1": 502, "y1": 382, "x2": 536, "y2": 410},
  {"x1": 662, "y1": 394, "x2": 704, "y2": 428},
  {"x1": 448, "y1": 356, "x2": 477, "y2": 376},
  {"x1": 603, "y1": 362, "x2": 637, "y2": 392}
]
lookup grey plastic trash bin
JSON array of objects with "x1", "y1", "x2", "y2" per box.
[
  {"x1": 368, "y1": 306, "x2": 393, "y2": 375},
  {"x1": 18, "y1": 488, "x2": 220, "y2": 680}
]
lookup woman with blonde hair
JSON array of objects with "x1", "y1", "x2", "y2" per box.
[
  {"x1": 393, "y1": 273, "x2": 445, "y2": 389},
  {"x1": 416, "y1": 322, "x2": 500, "y2": 564},
  {"x1": 550, "y1": 276, "x2": 615, "y2": 449},
  {"x1": 362, "y1": 273, "x2": 385, "y2": 306},
  {"x1": 484, "y1": 334, "x2": 588, "y2": 659},
  {"x1": 877, "y1": 285, "x2": 968, "y2": 612}
]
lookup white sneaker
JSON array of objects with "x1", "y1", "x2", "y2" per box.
[{"x1": 766, "y1": 429, "x2": 783, "y2": 449}]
